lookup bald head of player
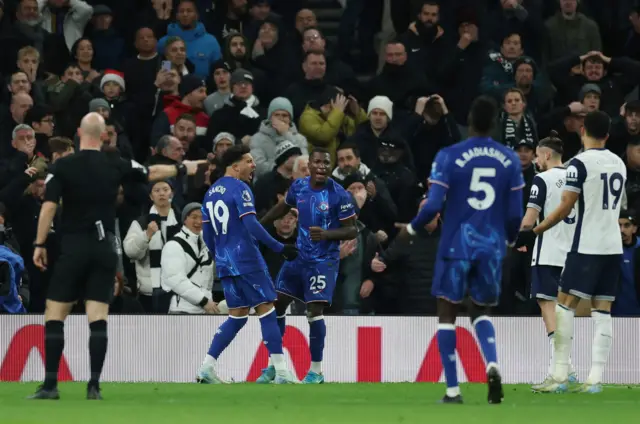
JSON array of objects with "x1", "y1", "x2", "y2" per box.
[
  {"x1": 78, "y1": 112, "x2": 107, "y2": 150},
  {"x1": 467, "y1": 95, "x2": 498, "y2": 138},
  {"x1": 536, "y1": 131, "x2": 564, "y2": 172},
  {"x1": 581, "y1": 110, "x2": 610, "y2": 149}
]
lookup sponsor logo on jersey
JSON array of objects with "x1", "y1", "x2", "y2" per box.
[
  {"x1": 566, "y1": 165, "x2": 578, "y2": 182},
  {"x1": 530, "y1": 184, "x2": 539, "y2": 199},
  {"x1": 341, "y1": 203, "x2": 353, "y2": 211}
]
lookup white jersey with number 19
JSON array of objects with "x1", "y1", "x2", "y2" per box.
[{"x1": 564, "y1": 148, "x2": 626, "y2": 255}]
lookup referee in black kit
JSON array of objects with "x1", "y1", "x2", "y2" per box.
[{"x1": 29, "y1": 113, "x2": 203, "y2": 400}]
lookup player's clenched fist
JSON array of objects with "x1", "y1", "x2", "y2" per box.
[
  {"x1": 309, "y1": 226, "x2": 326, "y2": 241},
  {"x1": 281, "y1": 244, "x2": 298, "y2": 261}
]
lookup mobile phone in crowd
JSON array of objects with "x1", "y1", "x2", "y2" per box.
[{"x1": 162, "y1": 60, "x2": 172, "y2": 71}]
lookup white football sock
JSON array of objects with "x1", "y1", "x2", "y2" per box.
[
  {"x1": 446, "y1": 386, "x2": 461, "y2": 397},
  {"x1": 271, "y1": 354, "x2": 287, "y2": 374},
  {"x1": 587, "y1": 310, "x2": 612, "y2": 385},
  {"x1": 552, "y1": 304, "x2": 574, "y2": 382},
  {"x1": 267, "y1": 356, "x2": 273, "y2": 367},
  {"x1": 547, "y1": 333, "x2": 555, "y2": 376},
  {"x1": 203, "y1": 354, "x2": 216, "y2": 367},
  {"x1": 310, "y1": 361, "x2": 322, "y2": 374}
]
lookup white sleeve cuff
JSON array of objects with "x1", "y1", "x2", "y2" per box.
[{"x1": 406, "y1": 223, "x2": 416, "y2": 236}]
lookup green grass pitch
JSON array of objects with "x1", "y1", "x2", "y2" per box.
[{"x1": 1, "y1": 383, "x2": 638, "y2": 424}]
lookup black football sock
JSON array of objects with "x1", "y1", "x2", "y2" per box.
[
  {"x1": 43, "y1": 320, "x2": 65, "y2": 390},
  {"x1": 88, "y1": 320, "x2": 108, "y2": 389}
]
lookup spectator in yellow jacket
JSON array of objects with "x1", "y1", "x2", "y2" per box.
[{"x1": 298, "y1": 88, "x2": 368, "y2": 166}]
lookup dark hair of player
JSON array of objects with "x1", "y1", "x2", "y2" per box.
[
  {"x1": 221, "y1": 144, "x2": 251, "y2": 169},
  {"x1": 468, "y1": 95, "x2": 498, "y2": 136},
  {"x1": 583, "y1": 110, "x2": 610, "y2": 140},
  {"x1": 336, "y1": 143, "x2": 360, "y2": 158},
  {"x1": 538, "y1": 130, "x2": 564, "y2": 156},
  {"x1": 310, "y1": 146, "x2": 330, "y2": 159}
]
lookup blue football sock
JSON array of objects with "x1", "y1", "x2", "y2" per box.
[
  {"x1": 277, "y1": 314, "x2": 286, "y2": 338},
  {"x1": 308, "y1": 316, "x2": 326, "y2": 363},
  {"x1": 259, "y1": 308, "x2": 284, "y2": 355},
  {"x1": 473, "y1": 316, "x2": 498, "y2": 366},
  {"x1": 207, "y1": 316, "x2": 248, "y2": 359},
  {"x1": 437, "y1": 324, "x2": 458, "y2": 389}
]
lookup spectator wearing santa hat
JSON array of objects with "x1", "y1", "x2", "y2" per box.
[{"x1": 99, "y1": 70, "x2": 135, "y2": 140}]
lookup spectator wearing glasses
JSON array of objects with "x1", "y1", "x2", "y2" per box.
[{"x1": 24, "y1": 104, "x2": 55, "y2": 159}]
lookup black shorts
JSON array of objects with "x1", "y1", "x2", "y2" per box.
[
  {"x1": 531, "y1": 265, "x2": 562, "y2": 301},
  {"x1": 47, "y1": 233, "x2": 117, "y2": 304}
]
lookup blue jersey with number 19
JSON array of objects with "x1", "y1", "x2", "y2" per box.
[
  {"x1": 202, "y1": 176, "x2": 267, "y2": 277},
  {"x1": 431, "y1": 137, "x2": 525, "y2": 260}
]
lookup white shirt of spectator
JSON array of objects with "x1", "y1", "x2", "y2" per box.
[
  {"x1": 527, "y1": 167, "x2": 574, "y2": 267},
  {"x1": 564, "y1": 149, "x2": 627, "y2": 255}
]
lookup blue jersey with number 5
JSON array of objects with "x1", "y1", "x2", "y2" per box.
[
  {"x1": 431, "y1": 137, "x2": 524, "y2": 260},
  {"x1": 202, "y1": 176, "x2": 267, "y2": 277}
]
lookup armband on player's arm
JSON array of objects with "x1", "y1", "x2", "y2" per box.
[
  {"x1": 242, "y1": 213, "x2": 284, "y2": 253},
  {"x1": 408, "y1": 183, "x2": 446, "y2": 235}
]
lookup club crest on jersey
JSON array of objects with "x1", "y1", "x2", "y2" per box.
[
  {"x1": 317, "y1": 202, "x2": 329, "y2": 212},
  {"x1": 242, "y1": 190, "x2": 252, "y2": 202}
]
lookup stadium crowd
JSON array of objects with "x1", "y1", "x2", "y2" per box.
[{"x1": 0, "y1": 0, "x2": 640, "y2": 317}]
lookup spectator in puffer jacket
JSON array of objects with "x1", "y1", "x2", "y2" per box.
[
  {"x1": 157, "y1": 0, "x2": 222, "y2": 78},
  {"x1": 123, "y1": 180, "x2": 181, "y2": 313},
  {"x1": 250, "y1": 97, "x2": 308, "y2": 181},
  {"x1": 160, "y1": 202, "x2": 217, "y2": 315}
]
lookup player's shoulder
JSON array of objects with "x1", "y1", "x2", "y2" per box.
[
  {"x1": 289, "y1": 176, "x2": 310, "y2": 193},
  {"x1": 575, "y1": 148, "x2": 624, "y2": 169},
  {"x1": 327, "y1": 177, "x2": 348, "y2": 193}
]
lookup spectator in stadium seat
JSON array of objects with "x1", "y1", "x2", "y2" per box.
[
  {"x1": 284, "y1": 51, "x2": 335, "y2": 122},
  {"x1": 46, "y1": 63, "x2": 93, "y2": 138},
  {"x1": 330, "y1": 176, "x2": 379, "y2": 315},
  {"x1": 244, "y1": 0, "x2": 282, "y2": 43},
  {"x1": 260, "y1": 207, "x2": 298, "y2": 280},
  {"x1": 151, "y1": 74, "x2": 209, "y2": 149},
  {"x1": 203, "y1": 0, "x2": 250, "y2": 42},
  {"x1": 24, "y1": 104, "x2": 55, "y2": 159},
  {"x1": 0, "y1": 93, "x2": 33, "y2": 158},
  {"x1": 124, "y1": 180, "x2": 181, "y2": 313},
  {"x1": 15, "y1": 48, "x2": 47, "y2": 105},
  {"x1": 579, "y1": 83, "x2": 601, "y2": 112},
  {"x1": 173, "y1": 113, "x2": 207, "y2": 160},
  {"x1": 88, "y1": 5, "x2": 125, "y2": 70},
  {"x1": 3, "y1": 71, "x2": 36, "y2": 106},
  {"x1": 251, "y1": 97, "x2": 308, "y2": 180},
  {"x1": 294, "y1": 8, "x2": 317, "y2": 43},
  {"x1": 370, "y1": 196, "x2": 440, "y2": 315},
  {"x1": 38, "y1": 0, "x2": 94, "y2": 51},
  {"x1": 537, "y1": 100, "x2": 586, "y2": 162},
  {"x1": 161, "y1": 36, "x2": 195, "y2": 75},
  {"x1": 292, "y1": 154, "x2": 309, "y2": 179},
  {"x1": 251, "y1": 17, "x2": 298, "y2": 97},
  {"x1": 403, "y1": 95, "x2": 460, "y2": 183},
  {"x1": 625, "y1": 6, "x2": 640, "y2": 61},
  {"x1": 104, "y1": 118, "x2": 135, "y2": 160},
  {"x1": 544, "y1": 0, "x2": 601, "y2": 63},
  {"x1": 70, "y1": 38, "x2": 101, "y2": 85},
  {"x1": 366, "y1": 40, "x2": 432, "y2": 121},
  {"x1": 613, "y1": 210, "x2": 640, "y2": 317},
  {"x1": 548, "y1": 50, "x2": 640, "y2": 118},
  {"x1": 494, "y1": 88, "x2": 539, "y2": 150},
  {"x1": 253, "y1": 140, "x2": 301, "y2": 216},
  {"x1": 625, "y1": 140, "x2": 640, "y2": 213},
  {"x1": 158, "y1": 0, "x2": 222, "y2": 79},
  {"x1": 151, "y1": 66, "x2": 182, "y2": 119},
  {"x1": 99, "y1": 70, "x2": 135, "y2": 137},
  {"x1": 221, "y1": 33, "x2": 269, "y2": 99},
  {"x1": 204, "y1": 60, "x2": 232, "y2": 115},
  {"x1": 609, "y1": 100, "x2": 640, "y2": 158},
  {"x1": 206, "y1": 68, "x2": 265, "y2": 148},
  {"x1": 299, "y1": 88, "x2": 368, "y2": 167}
]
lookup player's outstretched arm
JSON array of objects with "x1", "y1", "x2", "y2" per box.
[
  {"x1": 260, "y1": 198, "x2": 292, "y2": 227},
  {"x1": 242, "y1": 212, "x2": 285, "y2": 253},
  {"x1": 534, "y1": 190, "x2": 578, "y2": 235},
  {"x1": 405, "y1": 183, "x2": 446, "y2": 237},
  {"x1": 146, "y1": 161, "x2": 205, "y2": 182}
]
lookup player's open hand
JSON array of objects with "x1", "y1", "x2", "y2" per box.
[
  {"x1": 33, "y1": 247, "x2": 48, "y2": 271},
  {"x1": 309, "y1": 226, "x2": 326, "y2": 241},
  {"x1": 281, "y1": 244, "x2": 298, "y2": 261},
  {"x1": 371, "y1": 253, "x2": 386, "y2": 273}
]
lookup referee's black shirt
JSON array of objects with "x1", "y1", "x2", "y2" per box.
[{"x1": 45, "y1": 150, "x2": 147, "y2": 234}]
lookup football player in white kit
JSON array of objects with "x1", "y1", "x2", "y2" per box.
[
  {"x1": 520, "y1": 132, "x2": 578, "y2": 391},
  {"x1": 533, "y1": 111, "x2": 626, "y2": 393}
]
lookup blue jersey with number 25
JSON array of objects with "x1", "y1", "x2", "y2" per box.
[
  {"x1": 431, "y1": 137, "x2": 524, "y2": 260},
  {"x1": 202, "y1": 176, "x2": 267, "y2": 277}
]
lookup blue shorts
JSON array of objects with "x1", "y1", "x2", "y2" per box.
[
  {"x1": 531, "y1": 265, "x2": 562, "y2": 301},
  {"x1": 275, "y1": 258, "x2": 338, "y2": 304},
  {"x1": 560, "y1": 252, "x2": 621, "y2": 301},
  {"x1": 221, "y1": 270, "x2": 277, "y2": 309},
  {"x1": 432, "y1": 256, "x2": 502, "y2": 306}
]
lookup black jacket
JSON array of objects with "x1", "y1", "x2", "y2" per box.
[{"x1": 206, "y1": 96, "x2": 266, "y2": 142}]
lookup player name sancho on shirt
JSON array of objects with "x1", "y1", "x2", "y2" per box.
[{"x1": 454, "y1": 147, "x2": 514, "y2": 168}]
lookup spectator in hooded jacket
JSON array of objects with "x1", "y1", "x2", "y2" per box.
[
  {"x1": 206, "y1": 68, "x2": 265, "y2": 148},
  {"x1": 158, "y1": 0, "x2": 222, "y2": 79},
  {"x1": 38, "y1": 0, "x2": 94, "y2": 52},
  {"x1": 544, "y1": 0, "x2": 601, "y2": 63},
  {"x1": 88, "y1": 5, "x2": 124, "y2": 70},
  {"x1": 151, "y1": 74, "x2": 209, "y2": 149},
  {"x1": 204, "y1": 60, "x2": 232, "y2": 115},
  {"x1": 123, "y1": 180, "x2": 181, "y2": 313},
  {"x1": 299, "y1": 87, "x2": 368, "y2": 167},
  {"x1": 99, "y1": 70, "x2": 135, "y2": 137},
  {"x1": 250, "y1": 97, "x2": 308, "y2": 180}
]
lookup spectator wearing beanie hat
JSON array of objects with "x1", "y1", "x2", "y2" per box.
[
  {"x1": 579, "y1": 83, "x2": 601, "y2": 112},
  {"x1": 151, "y1": 74, "x2": 210, "y2": 148},
  {"x1": 299, "y1": 86, "x2": 368, "y2": 167},
  {"x1": 206, "y1": 68, "x2": 266, "y2": 147},
  {"x1": 348, "y1": 95, "x2": 415, "y2": 173},
  {"x1": 212, "y1": 132, "x2": 235, "y2": 157},
  {"x1": 204, "y1": 61, "x2": 232, "y2": 115},
  {"x1": 254, "y1": 140, "x2": 302, "y2": 214},
  {"x1": 250, "y1": 96, "x2": 309, "y2": 180},
  {"x1": 99, "y1": 70, "x2": 136, "y2": 140}
]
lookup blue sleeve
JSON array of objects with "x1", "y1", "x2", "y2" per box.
[
  {"x1": 410, "y1": 182, "x2": 446, "y2": 231},
  {"x1": 242, "y1": 213, "x2": 284, "y2": 253},
  {"x1": 157, "y1": 36, "x2": 168, "y2": 55},
  {"x1": 337, "y1": 186, "x2": 356, "y2": 220},
  {"x1": 527, "y1": 175, "x2": 547, "y2": 212},
  {"x1": 233, "y1": 185, "x2": 257, "y2": 218},
  {"x1": 565, "y1": 158, "x2": 587, "y2": 193},
  {"x1": 506, "y1": 162, "x2": 524, "y2": 244},
  {"x1": 209, "y1": 36, "x2": 222, "y2": 63},
  {"x1": 201, "y1": 204, "x2": 216, "y2": 254},
  {"x1": 428, "y1": 150, "x2": 451, "y2": 188},
  {"x1": 285, "y1": 181, "x2": 297, "y2": 206}
]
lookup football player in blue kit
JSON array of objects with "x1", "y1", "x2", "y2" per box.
[
  {"x1": 395, "y1": 96, "x2": 525, "y2": 404},
  {"x1": 197, "y1": 145, "x2": 299, "y2": 384},
  {"x1": 258, "y1": 147, "x2": 358, "y2": 384}
]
